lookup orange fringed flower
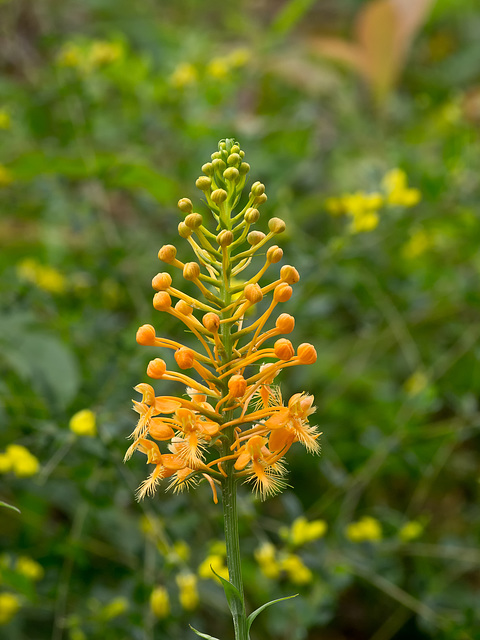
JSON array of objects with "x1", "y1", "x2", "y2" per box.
[{"x1": 127, "y1": 139, "x2": 319, "y2": 501}]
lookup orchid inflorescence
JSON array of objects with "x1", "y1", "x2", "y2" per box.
[{"x1": 126, "y1": 138, "x2": 319, "y2": 503}]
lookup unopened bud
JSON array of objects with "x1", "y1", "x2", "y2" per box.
[
  {"x1": 175, "y1": 347, "x2": 195, "y2": 369},
  {"x1": 244, "y1": 283, "x2": 263, "y2": 304},
  {"x1": 273, "y1": 283, "x2": 293, "y2": 303},
  {"x1": 239, "y1": 162, "x2": 250, "y2": 175},
  {"x1": 230, "y1": 144, "x2": 240, "y2": 154},
  {"x1": 247, "y1": 230, "x2": 265, "y2": 246},
  {"x1": 217, "y1": 230, "x2": 233, "y2": 247},
  {"x1": 227, "y1": 153, "x2": 241, "y2": 166},
  {"x1": 196, "y1": 176, "x2": 211, "y2": 191},
  {"x1": 267, "y1": 245, "x2": 283, "y2": 263},
  {"x1": 297, "y1": 343, "x2": 317, "y2": 364},
  {"x1": 228, "y1": 374, "x2": 247, "y2": 397},
  {"x1": 223, "y1": 167, "x2": 239, "y2": 181},
  {"x1": 152, "y1": 272, "x2": 172, "y2": 290},
  {"x1": 280, "y1": 265, "x2": 300, "y2": 284},
  {"x1": 274, "y1": 338, "x2": 295, "y2": 360},
  {"x1": 178, "y1": 221, "x2": 192, "y2": 238},
  {"x1": 211, "y1": 188, "x2": 228, "y2": 204},
  {"x1": 178, "y1": 198, "x2": 193, "y2": 213},
  {"x1": 239, "y1": 150, "x2": 245, "y2": 158},
  {"x1": 251, "y1": 181, "x2": 265, "y2": 197},
  {"x1": 212, "y1": 159, "x2": 226, "y2": 173},
  {"x1": 175, "y1": 300, "x2": 193, "y2": 315},
  {"x1": 147, "y1": 358, "x2": 167, "y2": 379},
  {"x1": 268, "y1": 217, "x2": 286, "y2": 234},
  {"x1": 275, "y1": 313, "x2": 295, "y2": 333},
  {"x1": 158, "y1": 244, "x2": 177, "y2": 263},
  {"x1": 153, "y1": 291, "x2": 172, "y2": 310},
  {"x1": 202, "y1": 162, "x2": 214, "y2": 176},
  {"x1": 184, "y1": 213, "x2": 203, "y2": 229},
  {"x1": 136, "y1": 324, "x2": 156, "y2": 345},
  {"x1": 244, "y1": 208, "x2": 259, "y2": 223},
  {"x1": 254, "y1": 193, "x2": 267, "y2": 205},
  {"x1": 203, "y1": 312, "x2": 220, "y2": 332},
  {"x1": 211, "y1": 151, "x2": 222, "y2": 160},
  {"x1": 183, "y1": 262, "x2": 200, "y2": 281}
]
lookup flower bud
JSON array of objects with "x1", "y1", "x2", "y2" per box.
[
  {"x1": 175, "y1": 347, "x2": 195, "y2": 369},
  {"x1": 184, "y1": 213, "x2": 203, "y2": 229},
  {"x1": 274, "y1": 338, "x2": 295, "y2": 360},
  {"x1": 244, "y1": 208, "x2": 259, "y2": 224},
  {"x1": 178, "y1": 221, "x2": 192, "y2": 238},
  {"x1": 247, "y1": 230, "x2": 265, "y2": 246},
  {"x1": 211, "y1": 151, "x2": 222, "y2": 160},
  {"x1": 211, "y1": 188, "x2": 228, "y2": 204},
  {"x1": 152, "y1": 272, "x2": 172, "y2": 291},
  {"x1": 227, "y1": 153, "x2": 241, "y2": 166},
  {"x1": 267, "y1": 245, "x2": 283, "y2": 263},
  {"x1": 183, "y1": 262, "x2": 200, "y2": 281},
  {"x1": 280, "y1": 265, "x2": 300, "y2": 284},
  {"x1": 228, "y1": 374, "x2": 247, "y2": 397},
  {"x1": 202, "y1": 312, "x2": 220, "y2": 332},
  {"x1": 202, "y1": 162, "x2": 214, "y2": 176},
  {"x1": 147, "y1": 358, "x2": 167, "y2": 378},
  {"x1": 212, "y1": 159, "x2": 226, "y2": 173},
  {"x1": 217, "y1": 230, "x2": 233, "y2": 247},
  {"x1": 268, "y1": 217, "x2": 286, "y2": 234},
  {"x1": 196, "y1": 176, "x2": 211, "y2": 191},
  {"x1": 223, "y1": 167, "x2": 239, "y2": 181},
  {"x1": 275, "y1": 313, "x2": 295, "y2": 333},
  {"x1": 244, "y1": 283, "x2": 263, "y2": 303},
  {"x1": 136, "y1": 324, "x2": 156, "y2": 345},
  {"x1": 219, "y1": 141, "x2": 227, "y2": 151},
  {"x1": 297, "y1": 343, "x2": 317, "y2": 364},
  {"x1": 178, "y1": 198, "x2": 193, "y2": 213},
  {"x1": 254, "y1": 193, "x2": 267, "y2": 205},
  {"x1": 273, "y1": 283, "x2": 292, "y2": 303},
  {"x1": 175, "y1": 300, "x2": 193, "y2": 315},
  {"x1": 158, "y1": 244, "x2": 177, "y2": 263},
  {"x1": 239, "y1": 162, "x2": 250, "y2": 175},
  {"x1": 230, "y1": 144, "x2": 240, "y2": 154},
  {"x1": 239, "y1": 150, "x2": 245, "y2": 158},
  {"x1": 251, "y1": 181, "x2": 265, "y2": 196},
  {"x1": 153, "y1": 291, "x2": 172, "y2": 310}
]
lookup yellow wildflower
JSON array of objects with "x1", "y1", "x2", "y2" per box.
[
  {"x1": 172, "y1": 540, "x2": 190, "y2": 562},
  {"x1": 404, "y1": 371, "x2": 429, "y2": 396},
  {"x1": 206, "y1": 57, "x2": 230, "y2": 79},
  {"x1": 69, "y1": 409, "x2": 97, "y2": 437},
  {"x1": 0, "y1": 165, "x2": 13, "y2": 187},
  {"x1": 254, "y1": 542, "x2": 281, "y2": 580},
  {"x1": 399, "y1": 521, "x2": 424, "y2": 542},
  {"x1": 402, "y1": 229, "x2": 433, "y2": 259},
  {"x1": 16, "y1": 259, "x2": 66, "y2": 294},
  {"x1": 349, "y1": 210, "x2": 379, "y2": 233},
  {"x1": 150, "y1": 586, "x2": 170, "y2": 619},
  {"x1": 287, "y1": 516, "x2": 327, "y2": 546},
  {"x1": 101, "y1": 597, "x2": 128, "y2": 620},
  {"x1": 89, "y1": 41, "x2": 123, "y2": 66},
  {"x1": 198, "y1": 554, "x2": 229, "y2": 582},
  {"x1": 280, "y1": 554, "x2": 312, "y2": 585},
  {"x1": 324, "y1": 197, "x2": 344, "y2": 216},
  {"x1": 383, "y1": 168, "x2": 421, "y2": 207},
  {"x1": 226, "y1": 47, "x2": 251, "y2": 68},
  {"x1": 176, "y1": 573, "x2": 199, "y2": 611},
  {"x1": 169, "y1": 63, "x2": 198, "y2": 89},
  {"x1": 346, "y1": 516, "x2": 382, "y2": 543},
  {"x1": 0, "y1": 593, "x2": 20, "y2": 625},
  {"x1": 0, "y1": 109, "x2": 11, "y2": 130},
  {"x1": 5, "y1": 445, "x2": 39, "y2": 477},
  {"x1": 56, "y1": 43, "x2": 82, "y2": 68},
  {"x1": 16, "y1": 557, "x2": 44, "y2": 581}
]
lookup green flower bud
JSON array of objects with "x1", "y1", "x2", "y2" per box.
[
  {"x1": 183, "y1": 262, "x2": 200, "y2": 281},
  {"x1": 185, "y1": 213, "x2": 203, "y2": 229},
  {"x1": 244, "y1": 207, "x2": 260, "y2": 223},
  {"x1": 211, "y1": 151, "x2": 222, "y2": 160},
  {"x1": 211, "y1": 189, "x2": 228, "y2": 204},
  {"x1": 178, "y1": 221, "x2": 192, "y2": 238},
  {"x1": 239, "y1": 162, "x2": 250, "y2": 175},
  {"x1": 227, "y1": 153, "x2": 241, "y2": 166},
  {"x1": 212, "y1": 158, "x2": 226, "y2": 173},
  {"x1": 202, "y1": 162, "x2": 214, "y2": 176},
  {"x1": 217, "y1": 230, "x2": 233, "y2": 246},
  {"x1": 223, "y1": 167, "x2": 239, "y2": 182},
  {"x1": 254, "y1": 193, "x2": 267, "y2": 205},
  {"x1": 239, "y1": 150, "x2": 245, "y2": 158},
  {"x1": 219, "y1": 141, "x2": 227, "y2": 151},
  {"x1": 251, "y1": 182, "x2": 265, "y2": 197},
  {"x1": 230, "y1": 144, "x2": 240, "y2": 154},
  {"x1": 196, "y1": 176, "x2": 211, "y2": 191},
  {"x1": 247, "y1": 230, "x2": 265, "y2": 246},
  {"x1": 268, "y1": 217, "x2": 286, "y2": 234},
  {"x1": 178, "y1": 198, "x2": 193, "y2": 213}
]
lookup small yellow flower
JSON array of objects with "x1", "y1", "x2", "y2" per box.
[
  {"x1": 176, "y1": 573, "x2": 199, "y2": 611},
  {"x1": 206, "y1": 57, "x2": 230, "y2": 79},
  {"x1": 89, "y1": 41, "x2": 123, "y2": 66},
  {"x1": 0, "y1": 165, "x2": 13, "y2": 187},
  {"x1": 383, "y1": 168, "x2": 421, "y2": 207},
  {"x1": 172, "y1": 540, "x2": 190, "y2": 562},
  {"x1": 16, "y1": 557, "x2": 44, "y2": 581},
  {"x1": 402, "y1": 229, "x2": 433, "y2": 259},
  {"x1": 0, "y1": 109, "x2": 11, "y2": 130},
  {"x1": 254, "y1": 542, "x2": 281, "y2": 580},
  {"x1": 101, "y1": 597, "x2": 128, "y2": 620},
  {"x1": 56, "y1": 43, "x2": 82, "y2": 68},
  {"x1": 349, "y1": 211, "x2": 379, "y2": 234},
  {"x1": 280, "y1": 554, "x2": 312, "y2": 585},
  {"x1": 399, "y1": 521, "x2": 424, "y2": 542},
  {"x1": 169, "y1": 63, "x2": 198, "y2": 89},
  {"x1": 0, "y1": 592, "x2": 20, "y2": 625},
  {"x1": 346, "y1": 516, "x2": 382, "y2": 543},
  {"x1": 69, "y1": 410, "x2": 97, "y2": 437},
  {"x1": 150, "y1": 586, "x2": 170, "y2": 619},
  {"x1": 288, "y1": 516, "x2": 327, "y2": 546},
  {"x1": 198, "y1": 554, "x2": 229, "y2": 582},
  {"x1": 404, "y1": 371, "x2": 429, "y2": 396},
  {"x1": 325, "y1": 197, "x2": 344, "y2": 216},
  {"x1": 16, "y1": 259, "x2": 66, "y2": 294},
  {"x1": 5, "y1": 445, "x2": 40, "y2": 477}
]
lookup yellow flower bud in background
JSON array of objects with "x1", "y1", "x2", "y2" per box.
[
  {"x1": 0, "y1": 592, "x2": 20, "y2": 625},
  {"x1": 280, "y1": 554, "x2": 312, "y2": 585},
  {"x1": 346, "y1": 516, "x2": 382, "y2": 543},
  {"x1": 289, "y1": 517, "x2": 327, "y2": 546},
  {"x1": 254, "y1": 542, "x2": 281, "y2": 580},
  {"x1": 101, "y1": 597, "x2": 128, "y2": 620},
  {"x1": 16, "y1": 556, "x2": 44, "y2": 581},
  {"x1": 399, "y1": 521, "x2": 424, "y2": 542},
  {"x1": 150, "y1": 586, "x2": 170, "y2": 619},
  {"x1": 176, "y1": 573, "x2": 199, "y2": 610},
  {"x1": 69, "y1": 410, "x2": 97, "y2": 437},
  {"x1": 5, "y1": 445, "x2": 40, "y2": 476},
  {"x1": 198, "y1": 555, "x2": 229, "y2": 582}
]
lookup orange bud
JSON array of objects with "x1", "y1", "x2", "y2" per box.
[
  {"x1": 147, "y1": 358, "x2": 167, "y2": 378},
  {"x1": 273, "y1": 283, "x2": 292, "y2": 302},
  {"x1": 275, "y1": 313, "x2": 295, "y2": 333},
  {"x1": 274, "y1": 338, "x2": 295, "y2": 360},
  {"x1": 247, "y1": 231, "x2": 265, "y2": 246},
  {"x1": 268, "y1": 217, "x2": 286, "y2": 234},
  {"x1": 174, "y1": 347, "x2": 195, "y2": 369},
  {"x1": 228, "y1": 374, "x2": 247, "y2": 397},
  {"x1": 203, "y1": 312, "x2": 220, "y2": 332},
  {"x1": 280, "y1": 265, "x2": 300, "y2": 284},
  {"x1": 244, "y1": 283, "x2": 263, "y2": 304},
  {"x1": 175, "y1": 300, "x2": 193, "y2": 315},
  {"x1": 183, "y1": 262, "x2": 200, "y2": 281},
  {"x1": 267, "y1": 245, "x2": 283, "y2": 263},
  {"x1": 297, "y1": 343, "x2": 317, "y2": 364},
  {"x1": 158, "y1": 245, "x2": 177, "y2": 263},
  {"x1": 153, "y1": 291, "x2": 172, "y2": 310},
  {"x1": 136, "y1": 324, "x2": 157, "y2": 346},
  {"x1": 152, "y1": 272, "x2": 172, "y2": 290}
]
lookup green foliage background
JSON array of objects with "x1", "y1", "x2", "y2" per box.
[{"x1": 1, "y1": 0, "x2": 480, "y2": 638}]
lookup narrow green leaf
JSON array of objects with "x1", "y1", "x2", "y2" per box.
[
  {"x1": 246, "y1": 594, "x2": 298, "y2": 633},
  {"x1": 189, "y1": 625, "x2": 221, "y2": 640},
  {"x1": 0, "y1": 500, "x2": 21, "y2": 514},
  {"x1": 210, "y1": 566, "x2": 245, "y2": 616}
]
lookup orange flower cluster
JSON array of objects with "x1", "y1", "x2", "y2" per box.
[{"x1": 126, "y1": 139, "x2": 319, "y2": 501}]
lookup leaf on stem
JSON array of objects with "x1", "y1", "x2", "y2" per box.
[
  {"x1": 210, "y1": 565, "x2": 245, "y2": 617},
  {"x1": 0, "y1": 500, "x2": 21, "y2": 514},
  {"x1": 246, "y1": 594, "x2": 298, "y2": 633},
  {"x1": 189, "y1": 625, "x2": 221, "y2": 640}
]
